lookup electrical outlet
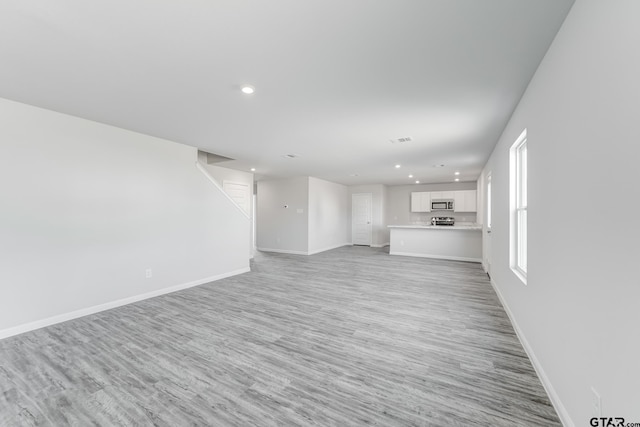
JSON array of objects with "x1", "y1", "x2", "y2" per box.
[
  {"x1": 591, "y1": 386, "x2": 601, "y2": 417},
  {"x1": 145, "y1": 268, "x2": 152, "y2": 279}
]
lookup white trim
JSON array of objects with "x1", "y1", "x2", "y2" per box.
[
  {"x1": 0, "y1": 267, "x2": 250, "y2": 341},
  {"x1": 371, "y1": 242, "x2": 390, "y2": 248},
  {"x1": 308, "y1": 243, "x2": 350, "y2": 255},
  {"x1": 196, "y1": 162, "x2": 250, "y2": 220},
  {"x1": 389, "y1": 251, "x2": 481, "y2": 263},
  {"x1": 257, "y1": 247, "x2": 309, "y2": 256},
  {"x1": 489, "y1": 278, "x2": 573, "y2": 427}
]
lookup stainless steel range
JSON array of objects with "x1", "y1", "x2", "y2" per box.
[{"x1": 431, "y1": 216, "x2": 455, "y2": 226}]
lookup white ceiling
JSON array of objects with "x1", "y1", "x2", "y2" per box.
[{"x1": 0, "y1": 0, "x2": 574, "y2": 186}]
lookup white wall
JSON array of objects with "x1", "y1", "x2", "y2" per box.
[
  {"x1": 348, "y1": 184, "x2": 388, "y2": 247},
  {"x1": 308, "y1": 177, "x2": 349, "y2": 254},
  {"x1": 0, "y1": 98, "x2": 250, "y2": 337},
  {"x1": 256, "y1": 177, "x2": 309, "y2": 254},
  {"x1": 388, "y1": 182, "x2": 478, "y2": 226},
  {"x1": 481, "y1": 0, "x2": 639, "y2": 423}
]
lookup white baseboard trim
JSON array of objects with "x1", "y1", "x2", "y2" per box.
[
  {"x1": 308, "y1": 243, "x2": 351, "y2": 255},
  {"x1": 489, "y1": 278, "x2": 573, "y2": 427},
  {"x1": 0, "y1": 267, "x2": 251, "y2": 341},
  {"x1": 389, "y1": 251, "x2": 481, "y2": 263},
  {"x1": 258, "y1": 244, "x2": 350, "y2": 256},
  {"x1": 371, "y1": 242, "x2": 390, "y2": 248},
  {"x1": 257, "y1": 247, "x2": 309, "y2": 256}
]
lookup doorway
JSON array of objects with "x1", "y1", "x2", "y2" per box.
[
  {"x1": 485, "y1": 173, "x2": 492, "y2": 277},
  {"x1": 352, "y1": 193, "x2": 372, "y2": 246}
]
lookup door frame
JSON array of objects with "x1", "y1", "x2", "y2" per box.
[{"x1": 484, "y1": 172, "x2": 492, "y2": 277}]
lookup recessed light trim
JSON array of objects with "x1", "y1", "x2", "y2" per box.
[{"x1": 241, "y1": 85, "x2": 255, "y2": 94}]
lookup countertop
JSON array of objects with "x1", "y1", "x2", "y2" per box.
[{"x1": 388, "y1": 224, "x2": 483, "y2": 230}]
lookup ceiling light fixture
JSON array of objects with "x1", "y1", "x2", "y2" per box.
[
  {"x1": 241, "y1": 85, "x2": 255, "y2": 94},
  {"x1": 408, "y1": 174, "x2": 413, "y2": 178},
  {"x1": 454, "y1": 178, "x2": 460, "y2": 182},
  {"x1": 395, "y1": 164, "x2": 401, "y2": 168},
  {"x1": 415, "y1": 180, "x2": 420, "y2": 184},
  {"x1": 454, "y1": 171, "x2": 460, "y2": 175},
  {"x1": 250, "y1": 168, "x2": 256, "y2": 172}
]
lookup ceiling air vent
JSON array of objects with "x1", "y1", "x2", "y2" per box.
[{"x1": 390, "y1": 136, "x2": 413, "y2": 144}]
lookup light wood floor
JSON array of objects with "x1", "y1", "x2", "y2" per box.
[{"x1": 0, "y1": 246, "x2": 560, "y2": 426}]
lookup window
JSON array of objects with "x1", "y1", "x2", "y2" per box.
[{"x1": 510, "y1": 129, "x2": 527, "y2": 283}]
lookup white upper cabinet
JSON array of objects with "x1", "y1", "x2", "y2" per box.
[
  {"x1": 454, "y1": 190, "x2": 477, "y2": 212},
  {"x1": 410, "y1": 192, "x2": 431, "y2": 212},
  {"x1": 431, "y1": 191, "x2": 455, "y2": 200},
  {"x1": 412, "y1": 190, "x2": 477, "y2": 213}
]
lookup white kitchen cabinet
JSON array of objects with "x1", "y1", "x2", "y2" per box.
[
  {"x1": 454, "y1": 190, "x2": 477, "y2": 212},
  {"x1": 410, "y1": 192, "x2": 431, "y2": 212},
  {"x1": 431, "y1": 191, "x2": 455, "y2": 200}
]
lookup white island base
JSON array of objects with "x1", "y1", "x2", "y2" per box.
[{"x1": 388, "y1": 225, "x2": 482, "y2": 263}]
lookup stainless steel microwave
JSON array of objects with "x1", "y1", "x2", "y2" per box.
[{"x1": 431, "y1": 200, "x2": 454, "y2": 210}]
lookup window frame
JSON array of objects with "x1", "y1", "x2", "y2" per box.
[{"x1": 510, "y1": 129, "x2": 528, "y2": 284}]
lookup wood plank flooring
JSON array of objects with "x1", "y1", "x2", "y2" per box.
[{"x1": 0, "y1": 246, "x2": 560, "y2": 426}]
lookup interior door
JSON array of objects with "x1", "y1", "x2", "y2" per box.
[
  {"x1": 352, "y1": 193, "x2": 372, "y2": 246},
  {"x1": 223, "y1": 181, "x2": 250, "y2": 215},
  {"x1": 485, "y1": 173, "x2": 492, "y2": 277}
]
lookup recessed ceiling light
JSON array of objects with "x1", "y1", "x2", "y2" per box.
[
  {"x1": 250, "y1": 168, "x2": 256, "y2": 172},
  {"x1": 408, "y1": 174, "x2": 413, "y2": 178},
  {"x1": 395, "y1": 164, "x2": 401, "y2": 168},
  {"x1": 454, "y1": 178, "x2": 460, "y2": 182},
  {"x1": 241, "y1": 85, "x2": 255, "y2": 94},
  {"x1": 454, "y1": 171, "x2": 460, "y2": 175},
  {"x1": 415, "y1": 180, "x2": 420, "y2": 184}
]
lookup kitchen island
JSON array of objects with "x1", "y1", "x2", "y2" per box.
[{"x1": 388, "y1": 224, "x2": 482, "y2": 262}]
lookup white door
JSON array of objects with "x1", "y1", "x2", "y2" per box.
[
  {"x1": 352, "y1": 193, "x2": 372, "y2": 246},
  {"x1": 223, "y1": 181, "x2": 250, "y2": 215},
  {"x1": 485, "y1": 173, "x2": 492, "y2": 277}
]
